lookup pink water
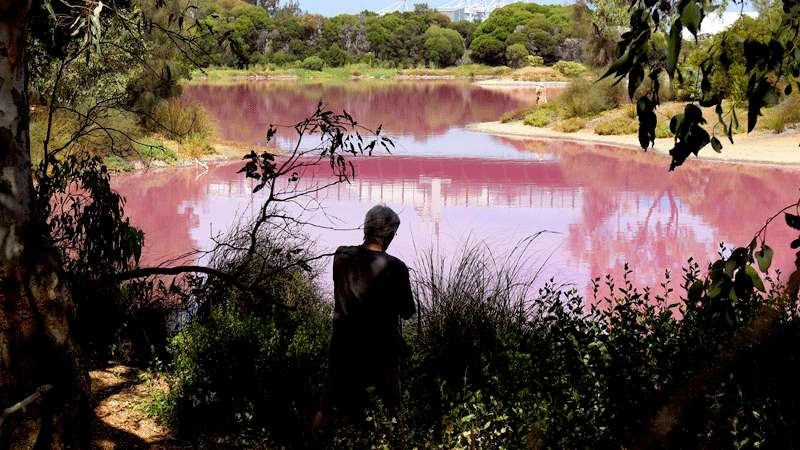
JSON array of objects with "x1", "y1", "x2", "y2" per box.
[{"x1": 112, "y1": 81, "x2": 800, "y2": 298}]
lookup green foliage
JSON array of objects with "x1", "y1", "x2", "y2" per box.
[
  {"x1": 299, "y1": 55, "x2": 325, "y2": 71},
  {"x1": 505, "y1": 43, "x2": 530, "y2": 68},
  {"x1": 447, "y1": 20, "x2": 478, "y2": 47},
  {"x1": 570, "y1": 0, "x2": 628, "y2": 66},
  {"x1": 523, "y1": 108, "x2": 554, "y2": 127},
  {"x1": 558, "y1": 78, "x2": 626, "y2": 118},
  {"x1": 469, "y1": 2, "x2": 573, "y2": 65},
  {"x1": 527, "y1": 54, "x2": 544, "y2": 66},
  {"x1": 602, "y1": 0, "x2": 798, "y2": 172},
  {"x1": 423, "y1": 25, "x2": 465, "y2": 67},
  {"x1": 552, "y1": 117, "x2": 585, "y2": 132},
  {"x1": 594, "y1": 116, "x2": 640, "y2": 135},
  {"x1": 678, "y1": 17, "x2": 773, "y2": 104},
  {"x1": 553, "y1": 60, "x2": 587, "y2": 77},
  {"x1": 469, "y1": 34, "x2": 507, "y2": 65},
  {"x1": 323, "y1": 44, "x2": 348, "y2": 67},
  {"x1": 150, "y1": 232, "x2": 800, "y2": 448},
  {"x1": 165, "y1": 300, "x2": 330, "y2": 444}
]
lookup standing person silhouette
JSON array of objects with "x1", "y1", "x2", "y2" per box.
[{"x1": 312, "y1": 204, "x2": 416, "y2": 433}]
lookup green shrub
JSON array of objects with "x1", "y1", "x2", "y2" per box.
[
  {"x1": 299, "y1": 55, "x2": 325, "y2": 71},
  {"x1": 552, "y1": 60, "x2": 587, "y2": 77},
  {"x1": 527, "y1": 55, "x2": 544, "y2": 67},
  {"x1": 552, "y1": 117, "x2": 585, "y2": 132},
  {"x1": 161, "y1": 273, "x2": 330, "y2": 445},
  {"x1": 558, "y1": 78, "x2": 626, "y2": 118},
  {"x1": 594, "y1": 116, "x2": 639, "y2": 135},
  {"x1": 523, "y1": 108, "x2": 553, "y2": 127},
  {"x1": 505, "y1": 43, "x2": 530, "y2": 68}
]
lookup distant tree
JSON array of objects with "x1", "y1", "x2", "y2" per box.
[
  {"x1": 470, "y1": 34, "x2": 507, "y2": 65},
  {"x1": 324, "y1": 43, "x2": 348, "y2": 67},
  {"x1": 448, "y1": 20, "x2": 479, "y2": 47},
  {"x1": 469, "y1": 2, "x2": 572, "y2": 65},
  {"x1": 424, "y1": 25, "x2": 465, "y2": 67}
]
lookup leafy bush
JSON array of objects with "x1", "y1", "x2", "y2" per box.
[
  {"x1": 594, "y1": 116, "x2": 639, "y2": 135},
  {"x1": 505, "y1": 43, "x2": 529, "y2": 68},
  {"x1": 299, "y1": 55, "x2": 325, "y2": 71},
  {"x1": 552, "y1": 117, "x2": 585, "y2": 132},
  {"x1": 552, "y1": 60, "x2": 587, "y2": 77},
  {"x1": 523, "y1": 108, "x2": 554, "y2": 127},
  {"x1": 527, "y1": 55, "x2": 544, "y2": 66},
  {"x1": 160, "y1": 269, "x2": 330, "y2": 445},
  {"x1": 558, "y1": 78, "x2": 626, "y2": 118}
]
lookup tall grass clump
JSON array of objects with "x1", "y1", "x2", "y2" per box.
[
  {"x1": 558, "y1": 78, "x2": 626, "y2": 118},
  {"x1": 762, "y1": 95, "x2": 800, "y2": 132},
  {"x1": 147, "y1": 98, "x2": 215, "y2": 142}
]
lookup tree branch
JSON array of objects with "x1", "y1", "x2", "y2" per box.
[{"x1": 0, "y1": 384, "x2": 54, "y2": 435}]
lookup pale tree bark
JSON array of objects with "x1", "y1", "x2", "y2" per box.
[{"x1": 0, "y1": 1, "x2": 90, "y2": 448}]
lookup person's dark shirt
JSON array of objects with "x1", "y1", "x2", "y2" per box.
[{"x1": 331, "y1": 245, "x2": 416, "y2": 363}]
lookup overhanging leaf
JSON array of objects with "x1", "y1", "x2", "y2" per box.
[{"x1": 755, "y1": 244, "x2": 774, "y2": 273}]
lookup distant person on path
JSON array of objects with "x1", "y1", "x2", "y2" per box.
[{"x1": 312, "y1": 204, "x2": 416, "y2": 432}]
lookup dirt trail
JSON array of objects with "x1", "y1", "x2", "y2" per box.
[{"x1": 91, "y1": 365, "x2": 188, "y2": 449}]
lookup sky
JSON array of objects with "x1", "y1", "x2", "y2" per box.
[{"x1": 295, "y1": 0, "x2": 755, "y2": 18}]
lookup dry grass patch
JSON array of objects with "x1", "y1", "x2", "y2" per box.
[{"x1": 506, "y1": 66, "x2": 568, "y2": 82}]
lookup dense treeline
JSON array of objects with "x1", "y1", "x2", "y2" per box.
[{"x1": 195, "y1": 0, "x2": 582, "y2": 69}]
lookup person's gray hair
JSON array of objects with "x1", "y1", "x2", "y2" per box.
[{"x1": 363, "y1": 204, "x2": 400, "y2": 248}]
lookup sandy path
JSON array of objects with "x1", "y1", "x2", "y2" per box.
[
  {"x1": 91, "y1": 365, "x2": 193, "y2": 449},
  {"x1": 467, "y1": 120, "x2": 800, "y2": 167}
]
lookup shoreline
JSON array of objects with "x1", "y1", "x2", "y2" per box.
[
  {"x1": 119, "y1": 142, "x2": 251, "y2": 173},
  {"x1": 467, "y1": 120, "x2": 800, "y2": 167},
  {"x1": 473, "y1": 80, "x2": 572, "y2": 88}
]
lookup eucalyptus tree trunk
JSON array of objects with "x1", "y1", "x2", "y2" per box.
[{"x1": 0, "y1": 1, "x2": 90, "y2": 448}]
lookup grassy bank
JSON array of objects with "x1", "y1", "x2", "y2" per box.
[
  {"x1": 29, "y1": 98, "x2": 233, "y2": 172},
  {"x1": 188, "y1": 63, "x2": 515, "y2": 83}
]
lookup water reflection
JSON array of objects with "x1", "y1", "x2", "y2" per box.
[
  {"x1": 182, "y1": 81, "x2": 560, "y2": 154},
  {"x1": 113, "y1": 133, "x2": 800, "y2": 298}
]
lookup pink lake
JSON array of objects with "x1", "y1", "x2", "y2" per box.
[{"x1": 112, "y1": 81, "x2": 800, "y2": 298}]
